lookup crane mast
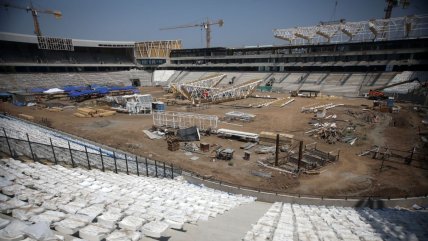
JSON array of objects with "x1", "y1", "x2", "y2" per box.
[
  {"x1": 1, "y1": 1, "x2": 62, "y2": 36},
  {"x1": 160, "y1": 18, "x2": 224, "y2": 48}
]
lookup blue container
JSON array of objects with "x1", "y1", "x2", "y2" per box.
[
  {"x1": 152, "y1": 101, "x2": 165, "y2": 112},
  {"x1": 387, "y1": 98, "x2": 394, "y2": 108}
]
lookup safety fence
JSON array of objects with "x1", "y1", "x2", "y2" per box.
[{"x1": 0, "y1": 127, "x2": 181, "y2": 179}]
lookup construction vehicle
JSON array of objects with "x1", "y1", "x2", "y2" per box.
[
  {"x1": 160, "y1": 18, "x2": 224, "y2": 48},
  {"x1": 1, "y1": 1, "x2": 62, "y2": 36},
  {"x1": 367, "y1": 77, "x2": 421, "y2": 100}
]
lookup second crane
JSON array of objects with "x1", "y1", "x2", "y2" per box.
[{"x1": 160, "y1": 18, "x2": 224, "y2": 48}]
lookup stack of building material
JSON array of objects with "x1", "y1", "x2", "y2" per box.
[
  {"x1": 259, "y1": 132, "x2": 294, "y2": 145},
  {"x1": 46, "y1": 107, "x2": 63, "y2": 112},
  {"x1": 73, "y1": 108, "x2": 116, "y2": 118},
  {"x1": 167, "y1": 137, "x2": 180, "y2": 151},
  {"x1": 18, "y1": 114, "x2": 34, "y2": 121},
  {"x1": 225, "y1": 111, "x2": 256, "y2": 122}
]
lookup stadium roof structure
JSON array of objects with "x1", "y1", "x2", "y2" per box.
[
  {"x1": 0, "y1": 32, "x2": 135, "y2": 48},
  {"x1": 274, "y1": 14, "x2": 428, "y2": 46}
]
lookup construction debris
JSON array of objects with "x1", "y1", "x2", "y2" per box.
[
  {"x1": 280, "y1": 98, "x2": 295, "y2": 107},
  {"x1": 167, "y1": 136, "x2": 180, "y2": 151},
  {"x1": 255, "y1": 146, "x2": 276, "y2": 154},
  {"x1": 107, "y1": 94, "x2": 153, "y2": 114},
  {"x1": 143, "y1": 130, "x2": 163, "y2": 140},
  {"x1": 224, "y1": 111, "x2": 255, "y2": 122},
  {"x1": 18, "y1": 114, "x2": 34, "y2": 121},
  {"x1": 216, "y1": 148, "x2": 234, "y2": 160},
  {"x1": 46, "y1": 107, "x2": 63, "y2": 112},
  {"x1": 259, "y1": 131, "x2": 294, "y2": 145},
  {"x1": 301, "y1": 103, "x2": 344, "y2": 113},
  {"x1": 217, "y1": 128, "x2": 259, "y2": 142},
  {"x1": 240, "y1": 142, "x2": 257, "y2": 150},
  {"x1": 73, "y1": 108, "x2": 116, "y2": 118},
  {"x1": 184, "y1": 142, "x2": 199, "y2": 152}
]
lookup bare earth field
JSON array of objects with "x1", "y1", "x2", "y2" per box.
[{"x1": 1, "y1": 87, "x2": 427, "y2": 198}]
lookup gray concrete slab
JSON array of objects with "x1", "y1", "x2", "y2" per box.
[{"x1": 141, "y1": 201, "x2": 271, "y2": 241}]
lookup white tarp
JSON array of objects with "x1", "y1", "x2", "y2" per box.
[{"x1": 43, "y1": 88, "x2": 64, "y2": 94}]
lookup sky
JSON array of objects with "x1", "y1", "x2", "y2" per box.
[{"x1": 0, "y1": 0, "x2": 427, "y2": 48}]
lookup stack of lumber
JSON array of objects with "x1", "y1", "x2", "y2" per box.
[
  {"x1": 74, "y1": 107, "x2": 116, "y2": 118},
  {"x1": 46, "y1": 107, "x2": 63, "y2": 112},
  {"x1": 18, "y1": 114, "x2": 34, "y2": 121},
  {"x1": 259, "y1": 131, "x2": 294, "y2": 145},
  {"x1": 167, "y1": 136, "x2": 180, "y2": 151}
]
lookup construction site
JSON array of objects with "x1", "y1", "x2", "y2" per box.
[
  {"x1": 0, "y1": 1, "x2": 428, "y2": 240},
  {"x1": 1, "y1": 72, "x2": 427, "y2": 198}
]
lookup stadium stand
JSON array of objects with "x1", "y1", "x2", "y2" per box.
[
  {"x1": 243, "y1": 202, "x2": 428, "y2": 241},
  {"x1": 0, "y1": 158, "x2": 255, "y2": 240},
  {"x1": 0, "y1": 70, "x2": 153, "y2": 91},
  {"x1": 0, "y1": 32, "x2": 135, "y2": 72}
]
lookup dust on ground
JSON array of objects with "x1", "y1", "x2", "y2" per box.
[{"x1": 1, "y1": 88, "x2": 427, "y2": 198}]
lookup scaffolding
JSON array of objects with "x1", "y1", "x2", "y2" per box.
[
  {"x1": 37, "y1": 36, "x2": 74, "y2": 51},
  {"x1": 173, "y1": 75, "x2": 263, "y2": 104},
  {"x1": 274, "y1": 14, "x2": 428, "y2": 45},
  {"x1": 153, "y1": 111, "x2": 218, "y2": 130}
]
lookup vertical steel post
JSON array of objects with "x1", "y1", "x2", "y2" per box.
[
  {"x1": 99, "y1": 148, "x2": 105, "y2": 172},
  {"x1": 145, "y1": 158, "x2": 149, "y2": 176},
  {"x1": 171, "y1": 163, "x2": 174, "y2": 179},
  {"x1": 84, "y1": 146, "x2": 91, "y2": 170},
  {"x1": 135, "y1": 156, "x2": 139, "y2": 176},
  {"x1": 298, "y1": 140, "x2": 303, "y2": 171},
  {"x1": 155, "y1": 160, "x2": 158, "y2": 177},
  {"x1": 26, "y1": 133, "x2": 35, "y2": 162},
  {"x1": 275, "y1": 133, "x2": 280, "y2": 166},
  {"x1": 49, "y1": 138, "x2": 57, "y2": 165},
  {"x1": 125, "y1": 154, "x2": 129, "y2": 175},
  {"x1": 113, "y1": 151, "x2": 118, "y2": 173},
  {"x1": 3, "y1": 128, "x2": 12, "y2": 156},
  {"x1": 163, "y1": 162, "x2": 166, "y2": 177},
  {"x1": 68, "y1": 141, "x2": 75, "y2": 167}
]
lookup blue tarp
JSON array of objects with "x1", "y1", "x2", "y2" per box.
[
  {"x1": 62, "y1": 86, "x2": 88, "y2": 92},
  {"x1": 69, "y1": 89, "x2": 96, "y2": 97},
  {"x1": 94, "y1": 87, "x2": 110, "y2": 94}
]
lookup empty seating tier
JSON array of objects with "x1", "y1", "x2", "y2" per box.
[
  {"x1": 0, "y1": 158, "x2": 255, "y2": 240},
  {"x1": 243, "y1": 202, "x2": 428, "y2": 241}
]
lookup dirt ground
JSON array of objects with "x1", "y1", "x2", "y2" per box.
[{"x1": 1, "y1": 87, "x2": 428, "y2": 198}]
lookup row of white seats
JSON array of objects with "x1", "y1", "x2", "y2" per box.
[
  {"x1": 0, "y1": 115, "x2": 167, "y2": 177},
  {"x1": 0, "y1": 70, "x2": 154, "y2": 91},
  {"x1": 243, "y1": 202, "x2": 428, "y2": 241},
  {"x1": 0, "y1": 158, "x2": 255, "y2": 240}
]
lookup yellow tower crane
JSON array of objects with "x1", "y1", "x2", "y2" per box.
[
  {"x1": 1, "y1": 1, "x2": 62, "y2": 36},
  {"x1": 160, "y1": 18, "x2": 224, "y2": 48}
]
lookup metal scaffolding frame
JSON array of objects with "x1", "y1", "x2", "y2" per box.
[
  {"x1": 37, "y1": 36, "x2": 74, "y2": 51},
  {"x1": 273, "y1": 14, "x2": 428, "y2": 45},
  {"x1": 153, "y1": 111, "x2": 218, "y2": 130},
  {"x1": 134, "y1": 40, "x2": 182, "y2": 59},
  {"x1": 172, "y1": 74, "x2": 262, "y2": 103},
  {"x1": 176, "y1": 74, "x2": 225, "y2": 100}
]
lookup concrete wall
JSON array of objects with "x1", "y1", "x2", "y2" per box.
[{"x1": 183, "y1": 173, "x2": 428, "y2": 208}]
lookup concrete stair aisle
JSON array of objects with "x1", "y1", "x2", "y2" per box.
[{"x1": 160, "y1": 202, "x2": 271, "y2": 241}]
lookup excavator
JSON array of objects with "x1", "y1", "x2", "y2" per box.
[{"x1": 367, "y1": 77, "x2": 422, "y2": 100}]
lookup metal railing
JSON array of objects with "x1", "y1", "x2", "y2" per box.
[{"x1": 0, "y1": 127, "x2": 181, "y2": 179}]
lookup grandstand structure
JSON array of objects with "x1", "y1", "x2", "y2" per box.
[{"x1": 0, "y1": 14, "x2": 427, "y2": 97}]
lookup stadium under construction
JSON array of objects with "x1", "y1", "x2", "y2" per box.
[{"x1": 0, "y1": 7, "x2": 428, "y2": 241}]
